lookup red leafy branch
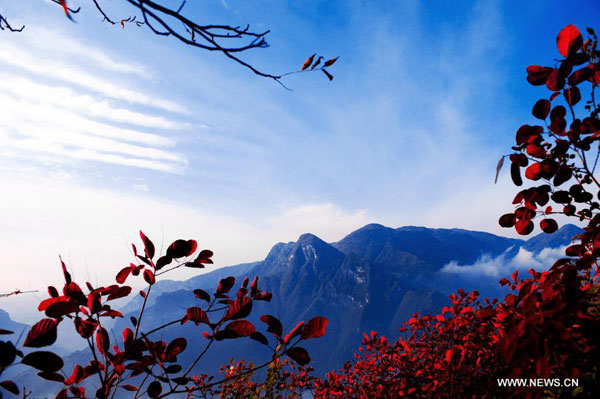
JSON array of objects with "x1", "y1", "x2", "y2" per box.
[{"x1": 0, "y1": 231, "x2": 328, "y2": 399}]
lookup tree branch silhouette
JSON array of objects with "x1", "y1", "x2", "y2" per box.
[
  {"x1": 0, "y1": 0, "x2": 339, "y2": 88},
  {"x1": 0, "y1": 289, "x2": 39, "y2": 298}
]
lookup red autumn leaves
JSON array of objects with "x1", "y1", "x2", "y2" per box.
[
  {"x1": 117, "y1": 231, "x2": 214, "y2": 286},
  {"x1": 500, "y1": 25, "x2": 600, "y2": 236},
  {"x1": 300, "y1": 53, "x2": 339, "y2": 81},
  {"x1": 0, "y1": 230, "x2": 328, "y2": 399},
  {"x1": 311, "y1": 262, "x2": 599, "y2": 398},
  {"x1": 182, "y1": 273, "x2": 327, "y2": 367}
]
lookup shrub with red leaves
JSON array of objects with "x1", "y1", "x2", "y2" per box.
[{"x1": 0, "y1": 231, "x2": 328, "y2": 398}]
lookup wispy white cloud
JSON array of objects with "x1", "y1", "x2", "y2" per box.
[
  {"x1": 0, "y1": 40, "x2": 187, "y2": 114},
  {"x1": 133, "y1": 183, "x2": 149, "y2": 191},
  {"x1": 0, "y1": 94, "x2": 188, "y2": 172},
  {"x1": 0, "y1": 25, "x2": 196, "y2": 173},
  {"x1": 439, "y1": 246, "x2": 569, "y2": 277},
  {"x1": 0, "y1": 75, "x2": 190, "y2": 130},
  {"x1": 29, "y1": 27, "x2": 155, "y2": 79}
]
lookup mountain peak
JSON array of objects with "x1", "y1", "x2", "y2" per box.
[
  {"x1": 358, "y1": 223, "x2": 388, "y2": 231},
  {"x1": 556, "y1": 223, "x2": 584, "y2": 235},
  {"x1": 265, "y1": 241, "x2": 294, "y2": 262},
  {"x1": 524, "y1": 223, "x2": 583, "y2": 253},
  {"x1": 287, "y1": 233, "x2": 343, "y2": 268},
  {"x1": 297, "y1": 232, "x2": 326, "y2": 245}
]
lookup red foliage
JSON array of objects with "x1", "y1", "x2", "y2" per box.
[{"x1": 0, "y1": 232, "x2": 328, "y2": 398}]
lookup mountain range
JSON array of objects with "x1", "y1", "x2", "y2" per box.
[{"x1": 6, "y1": 223, "x2": 582, "y2": 396}]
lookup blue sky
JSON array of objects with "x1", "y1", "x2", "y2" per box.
[{"x1": 1, "y1": 0, "x2": 599, "y2": 318}]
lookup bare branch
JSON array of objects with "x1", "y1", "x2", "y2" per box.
[
  {"x1": 92, "y1": 0, "x2": 116, "y2": 24},
  {"x1": 0, "y1": 14, "x2": 24, "y2": 32},
  {"x1": 2, "y1": 0, "x2": 338, "y2": 87},
  {"x1": 0, "y1": 289, "x2": 39, "y2": 298}
]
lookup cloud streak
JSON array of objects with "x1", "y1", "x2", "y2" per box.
[
  {"x1": 0, "y1": 26, "x2": 194, "y2": 173},
  {"x1": 0, "y1": 40, "x2": 186, "y2": 114},
  {"x1": 440, "y1": 246, "x2": 569, "y2": 277}
]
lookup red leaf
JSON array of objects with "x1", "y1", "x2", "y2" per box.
[
  {"x1": 165, "y1": 337, "x2": 187, "y2": 361},
  {"x1": 532, "y1": 99, "x2": 551, "y2": 120},
  {"x1": 511, "y1": 270, "x2": 519, "y2": 282},
  {"x1": 302, "y1": 54, "x2": 315, "y2": 70},
  {"x1": 557, "y1": 25, "x2": 583, "y2": 58},
  {"x1": 96, "y1": 327, "x2": 109, "y2": 355},
  {"x1": 498, "y1": 213, "x2": 516, "y2": 228},
  {"x1": 260, "y1": 315, "x2": 283, "y2": 337},
  {"x1": 58, "y1": 0, "x2": 69, "y2": 17},
  {"x1": 563, "y1": 86, "x2": 581, "y2": 106},
  {"x1": 105, "y1": 285, "x2": 132, "y2": 301},
  {"x1": 283, "y1": 321, "x2": 305, "y2": 344},
  {"x1": 324, "y1": 57, "x2": 339, "y2": 67},
  {"x1": 250, "y1": 331, "x2": 269, "y2": 345},
  {"x1": 167, "y1": 239, "x2": 197, "y2": 258},
  {"x1": 546, "y1": 69, "x2": 565, "y2": 91},
  {"x1": 59, "y1": 256, "x2": 71, "y2": 284},
  {"x1": 224, "y1": 320, "x2": 255, "y2": 337},
  {"x1": 554, "y1": 166, "x2": 572, "y2": 186},
  {"x1": 550, "y1": 105, "x2": 566, "y2": 123},
  {"x1": 165, "y1": 365, "x2": 181, "y2": 374},
  {"x1": 524, "y1": 163, "x2": 542, "y2": 180},
  {"x1": 217, "y1": 276, "x2": 235, "y2": 295},
  {"x1": 143, "y1": 269, "x2": 156, "y2": 285},
  {"x1": 515, "y1": 124, "x2": 543, "y2": 145},
  {"x1": 287, "y1": 347, "x2": 310, "y2": 366},
  {"x1": 540, "y1": 218, "x2": 558, "y2": 234},
  {"x1": 38, "y1": 296, "x2": 65, "y2": 311},
  {"x1": 566, "y1": 244, "x2": 584, "y2": 257},
  {"x1": 510, "y1": 161, "x2": 523, "y2": 186},
  {"x1": 0, "y1": 380, "x2": 19, "y2": 395},
  {"x1": 87, "y1": 292, "x2": 102, "y2": 314},
  {"x1": 193, "y1": 288, "x2": 211, "y2": 303},
  {"x1": 45, "y1": 301, "x2": 79, "y2": 318},
  {"x1": 75, "y1": 317, "x2": 98, "y2": 339},
  {"x1": 48, "y1": 286, "x2": 59, "y2": 298},
  {"x1": 63, "y1": 282, "x2": 86, "y2": 304},
  {"x1": 24, "y1": 319, "x2": 58, "y2": 348},
  {"x1": 37, "y1": 371, "x2": 65, "y2": 382},
  {"x1": 122, "y1": 328, "x2": 134, "y2": 348},
  {"x1": 445, "y1": 349, "x2": 453, "y2": 364},
  {"x1": 100, "y1": 310, "x2": 123, "y2": 319},
  {"x1": 301, "y1": 317, "x2": 328, "y2": 339},
  {"x1": 569, "y1": 67, "x2": 594, "y2": 85},
  {"x1": 148, "y1": 381, "x2": 162, "y2": 398},
  {"x1": 139, "y1": 230, "x2": 155, "y2": 259},
  {"x1": 64, "y1": 365, "x2": 84, "y2": 385},
  {"x1": 155, "y1": 255, "x2": 172, "y2": 270},
  {"x1": 115, "y1": 266, "x2": 132, "y2": 284},
  {"x1": 22, "y1": 351, "x2": 63, "y2": 372},
  {"x1": 223, "y1": 296, "x2": 252, "y2": 321},
  {"x1": 189, "y1": 249, "x2": 214, "y2": 267},
  {"x1": 182, "y1": 307, "x2": 209, "y2": 325},
  {"x1": 515, "y1": 219, "x2": 534, "y2": 235},
  {"x1": 526, "y1": 65, "x2": 553, "y2": 86}
]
